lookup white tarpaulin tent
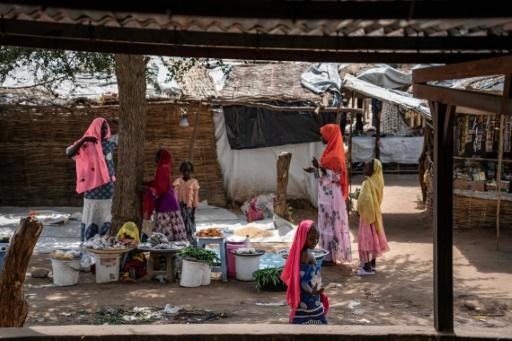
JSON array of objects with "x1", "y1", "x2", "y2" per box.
[
  {"x1": 351, "y1": 136, "x2": 424, "y2": 164},
  {"x1": 214, "y1": 109, "x2": 323, "y2": 206}
]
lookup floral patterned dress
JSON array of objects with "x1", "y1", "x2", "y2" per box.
[{"x1": 317, "y1": 169, "x2": 352, "y2": 262}]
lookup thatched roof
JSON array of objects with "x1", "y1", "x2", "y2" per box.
[{"x1": 219, "y1": 62, "x2": 326, "y2": 103}]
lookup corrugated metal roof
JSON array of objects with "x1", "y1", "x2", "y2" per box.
[{"x1": 1, "y1": 5, "x2": 511, "y2": 37}]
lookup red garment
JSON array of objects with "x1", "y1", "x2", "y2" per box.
[
  {"x1": 72, "y1": 117, "x2": 112, "y2": 193},
  {"x1": 143, "y1": 150, "x2": 173, "y2": 219},
  {"x1": 320, "y1": 124, "x2": 348, "y2": 200},
  {"x1": 281, "y1": 220, "x2": 313, "y2": 322}
]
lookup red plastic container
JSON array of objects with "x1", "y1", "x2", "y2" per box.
[{"x1": 226, "y1": 241, "x2": 245, "y2": 278}]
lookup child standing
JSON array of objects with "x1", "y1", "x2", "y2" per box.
[
  {"x1": 281, "y1": 220, "x2": 328, "y2": 325},
  {"x1": 173, "y1": 161, "x2": 200, "y2": 244},
  {"x1": 356, "y1": 159, "x2": 390, "y2": 276}
]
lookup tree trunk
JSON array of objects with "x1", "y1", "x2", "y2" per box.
[
  {"x1": 0, "y1": 217, "x2": 43, "y2": 327},
  {"x1": 274, "y1": 152, "x2": 292, "y2": 220},
  {"x1": 111, "y1": 54, "x2": 148, "y2": 231}
]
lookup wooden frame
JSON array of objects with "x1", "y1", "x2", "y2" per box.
[{"x1": 413, "y1": 55, "x2": 512, "y2": 333}]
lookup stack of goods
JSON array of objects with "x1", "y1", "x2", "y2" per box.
[
  {"x1": 234, "y1": 226, "x2": 273, "y2": 239},
  {"x1": 196, "y1": 228, "x2": 223, "y2": 238},
  {"x1": 454, "y1": 113, "x2": 512, "y2": 193},
  {"x1": 50, "y1": 249, "x2": 80, "y2": 261},
  {"x1": 83, "y1": 236, "x2": 130, "y2": 250},
  {"x1": 138, "y1": 233, "x2": 188, "y2": 250},
  {"x1": 380, "y1": 102, "x2": 414, "y2": 137}
]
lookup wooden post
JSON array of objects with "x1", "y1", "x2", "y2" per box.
[
  {"x1": 375, "y1": 109, "x2": 381, "y2": 159},
  {"x1": 497, "y1": 73, "x2": 511, "y2": 249},
  {"x1": 432, "y1": 101, "x2": 455, "y2": 333},
  {"x1": 0, "y1": 217, "x2": 43, "y2": 327},
  {"x1": 188, "y1": 110, "x2": 201, "y2": 161},
  {"x1": 275, "y1": 152, "x2": 292, "y2": 220},
  {"x1": 496, "y1": 114, "x2": 505, "y2": 250}
]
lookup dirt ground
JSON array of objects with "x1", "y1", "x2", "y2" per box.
[{"x1": 14, "y1": 175, "x2": 512, "y2": 331}]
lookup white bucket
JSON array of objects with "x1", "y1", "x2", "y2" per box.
[
  {"x1": 235, "y1": 254, "x2": 262, "y2": 281},
  {"x1": 51, "y1": 258, "x2": 80, "y2": 286},
  {"x1": 94, "y1": 253, "x2": 120, "y2": 284},
  {"x1": 180, "y1": 259, "x2": 211, "y2": 287}
]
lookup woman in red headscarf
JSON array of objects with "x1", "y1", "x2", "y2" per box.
[
  {"x1": 66, "y1": 117, "x2": 117, "y2": 242},
  {"x1": 304, "y1": 124, "x2": 352, "y2": 264},
  {"x1": 143, "y1": 149, "x2": 187, "y2": 241}
]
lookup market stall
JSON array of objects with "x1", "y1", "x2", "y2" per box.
[
  {"x1": 453, "y1": 112, "x2": 512, "y2": 231},
  {"x1": 341, "y1": 73, "x2": 430, "y2": 173}
]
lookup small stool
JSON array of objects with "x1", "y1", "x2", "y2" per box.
[
  {"x1": 196, "y1": 237, "x2": 227, "y2": 282},
  {"x1": 146, "y1": 251, "x2": 177, "y2": 283}
]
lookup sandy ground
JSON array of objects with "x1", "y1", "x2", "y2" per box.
[{"x1": 2, "y1": 175, "x2": 512, "y2": 331}]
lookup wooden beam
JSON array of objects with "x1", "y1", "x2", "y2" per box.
[
  {"x1": 4, "y1": 1, "x2": 512, "y2": 19},
  {"x1": 414, "y1": 84, "x2": 512, "y2": 115},
  {"x1": 0, "y1": 35, "x2": 506, "y2": 64},
  {"x1": 4, "y1": 19, "x2": 512, "y2": 52},
  {"x1": 219, "y1": 102, "x2": 362, "y2": 114},
  {"x1": 432, "y1": 102, "x2": 455, "y2": 333},
  {"x1": 413, "y1": 55, "x2": 512, "y2": 84}
]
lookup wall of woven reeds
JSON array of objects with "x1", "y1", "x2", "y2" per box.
[
  {"x1": 0, "y1": 102, "x2": 226, "y2": 207},
  {"x1": 453, "y1": 194, "x2": 512, "y2": 229}
]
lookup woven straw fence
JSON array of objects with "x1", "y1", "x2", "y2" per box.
[
  {"x1": 424, "y1": 173, "x2": 511, "y2": 229},
  {"x1": 0, "y1": 102, "x2": 226, "y2": 207},
  {"x1": 453, "y1": 194, "x2": 512, "y2": 229}
]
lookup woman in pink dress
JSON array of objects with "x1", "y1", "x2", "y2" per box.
[
  {"x1": 305, "y1": 124, "x2": 351, "y2": 264},
  {"x1": 355, "y1": 159, "x2": 389, "y2": 275}
]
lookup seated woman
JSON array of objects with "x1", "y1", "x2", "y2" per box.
[
  {"x1": 143, "y1": 149, "x2": 187, "y2": 241},
  {"x1": 117, "y1": 222, "x2": 146, "y2": 282}
]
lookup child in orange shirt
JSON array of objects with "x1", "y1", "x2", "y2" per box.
[{"x1": 173, "y1": 161, "x2": 200, "y2": 244}]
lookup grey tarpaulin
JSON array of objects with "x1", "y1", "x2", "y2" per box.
[
  {"x1": 223, "y1": 103, "x2": 338, "y2": 149},
  {"x1": 356, "y1": 65, "x2": 412, "y2": 89},
  {"x1": 300, "y1": 63, "x2": 343, "y2": 106}
]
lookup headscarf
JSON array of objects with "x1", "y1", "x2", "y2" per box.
[
  {"x1": 72, "y1": 117, "x2": 112, "y2": 194},
  {"x1": 116, "y1": 222, "x2": 144, "y2": 262},
  {"x1": 357, "y1": 159, "x2": 385, "y2": 234},
  {"x1": 143, "y1": 149, "x2": 173, "y2": 219},
  {"x1": 320, "y1": 124, "x2": 348, "y2": 200},
  {"x1": 116, "y1": 221, "x2": 140, "y2": 242},
  {"x1": 281, "y1": 220, "x2": 313, "y2": 322}
]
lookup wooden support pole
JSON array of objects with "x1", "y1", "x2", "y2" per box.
[
  {"x1": 375, "y1": 109, "x2": 381, "y2": 159},
  {"x1": 432, "y1": 101, "x2": 455, "y2": 333},
  {"x1": 497, "y1": 73, "x2": 512, "y2": 249},
  {"x1": 0, "y1": 217, "x2": 43, "y2": 327},
  {"x1": 188, "y1": 110, "x2": 200, "y2": 161},
  {"x1": 274, "y1": 152, "x2": 292, "y2": 220},
  {"x1": 496, "y1": 114, "x2": 505, "y2": 250}
]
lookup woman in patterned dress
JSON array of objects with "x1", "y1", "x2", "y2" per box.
[
  {"x1": 143, "y1": 149, "x2": 187, "y2": 241},
  {"x1": 66, "y1": 117, "x2": 117, "y2": 242},
  {"x1": 305, "y1": 124, "x2": 352, "y2": 264}
]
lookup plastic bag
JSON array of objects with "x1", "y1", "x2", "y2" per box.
[
  {"x1": 246, "y1": 198, "x2": 265, "y2": 222},
  {"x1": 79, "y1": 251, "x2": 95, "y2": 272}
]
